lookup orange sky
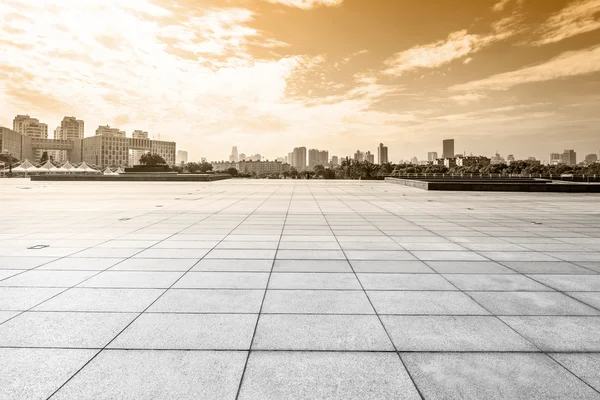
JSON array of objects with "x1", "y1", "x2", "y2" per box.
[{"x1": 1, "y1": 0, "x2": 599, "y2": 162}]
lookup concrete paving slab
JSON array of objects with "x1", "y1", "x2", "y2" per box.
[{"x1": 33, "y1": 288, "x2": 164, "y2": 312}]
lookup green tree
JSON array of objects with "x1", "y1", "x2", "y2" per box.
[{"x1": 139, "y1": 152, "x2": 166, "y2": 165}]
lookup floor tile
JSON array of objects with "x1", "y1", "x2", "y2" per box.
[
  {"x1": 33, "y1": 288, "x2": 163, "y2": 312},
  {"x1": 174, "y1": 272, "x2": 269, "y2": 289},
  {"x1": 262, "y1": 290, "x2": 374, "y2": 314},
  {"x1": 149, "y1": 289, "x2": 264, "y2": 313},
  {"x1": 469, "y1": 292, "x2": 600, "y2": 315},
  {"x1": 368, "y1": 291, "x2": 489, "y2": 315}
]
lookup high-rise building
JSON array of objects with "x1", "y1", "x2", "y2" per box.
[
  {"x1": 331, "y1": 156, "x2": 339, "y2": 166},
  {"x1": 365, "y1": 151, "x2": 375, "y2": 163},
  {"x1": 377, "y1": 143, "x2": 389, "y2": 164},
  {"x1": 130, "y1": 130, "x2": 149, "y2": 165},
  {"x1": 292, "y1": 147, "x2": 307, "y2": 171},
  {"x1": 561, "y1": 150, "x2": 576, "y2": 165},
  {"x1": 427, "y1": 152, "x2": 438, "y2": 162},
  {"x1": 354, "y1": 150, "x2": 364, "y2": 162},
  {"x1": 60, "y1": 117, "x2": 84, "y2": 140},
  {"x1": 549, "y1": 153, "x2": 561, "y2": 165},
  {"x1": 96, "y1": 125, "x2": 125, "y2": 137},
  {"x1": 442, "y1": 139, "x2": 454, "y2": 159},
  {"x1": 12, "y1": 115, "x2": 48, "y2": 161},
  {"x1": 585, "y1": 154, "x2": 598, "y2": 164},
  {"x1": 176, "y1": 150, "x2": 189, "y2": 165},
  {"x1": 507, "y1": 154, "x2": 516, "y2": 164},
  {"x1": 308, "y1": 149, "x2": 329, "y2": 168},
  {"x1": 411, "y1": 157, "x2": 418, "y2": 165},
  {"x1": 229, "y1": 146, "x2": 239, "y2": 162}
]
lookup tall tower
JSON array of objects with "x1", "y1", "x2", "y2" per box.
[
  {"x1": 377, "y1": 143, "x2": 389, "y2": 164},
  {"x1": 442, "y1": 139, "x2": 455, "y2": 158},
  {"x1": 230, "y1": 146, "x2": 239, "y2": 162},
  {"x1": 13, "y1": 115, "x2": 48, "y2": 161}
]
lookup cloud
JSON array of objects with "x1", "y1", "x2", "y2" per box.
[
  {"x1": 492, "y1": 0, "x2": 512, "y2": 12},
  {"x1": 264, "y1": 0, "x2": 343, "y2": 9},
  {"x1": 383, "y1": 9, "x2": 523, "y2": 76},
  {"x1": 532, "y1": 0, "x2": 600, "y2": 45},
  {"x1": 450, "y1": 44, "x2": 600, "y2": 91},
  {"x1": 449, "y1": 92, "x2": 488, "y2": 105}
]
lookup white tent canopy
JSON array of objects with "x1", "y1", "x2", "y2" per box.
[
  {"x1": 103, "y1": 167, "x2": 118, "y2": 175},
  {"x1": 38, "y1": 160, "x2": 61, "y2": 173},
  {"x1": 12, "y1": 159, "x2": 39, "y2": 173},
  {"x1": 74, "y1": 161, "x2": 100, "y2": 173},
  {"x1": 115, "y1": 167, "x2": 125, "y2": 174},
  {"x1": 58, "y1": 161, "x2": 75, "y2": 172}
]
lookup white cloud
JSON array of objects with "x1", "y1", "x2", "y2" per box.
[
  {"x1": 492, "y1": 0, "x2": 512, "y2": 12},
  {"x1": 533, "y1": 0, "x2": 600, "y2": 45},
  {"x1": 264, "y1": 0, "x2": 343, "y2": 9},
  {"x1": 450, "y1": 44, "x2": 600, "y2": 91},
  {"x1": 449, "y1": 92, "x2": 488, "y2": 105}
]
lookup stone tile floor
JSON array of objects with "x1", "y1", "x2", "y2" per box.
[{"x1": 1, "y1": 179, "x2": 600, "y2": 399}]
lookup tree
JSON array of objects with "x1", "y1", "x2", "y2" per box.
[
  {"x1": 139, "y1": 152, "x2": 166, "y2": 166},
  {"x1": 226, "y1": 167, "x2": 239, "y2": 177},
  {"x1": 40, "y1": 151, "x2": 48, "y2": 163}
]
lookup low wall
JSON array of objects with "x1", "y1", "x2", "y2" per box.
[
  {"x1": 30, "y1": 174, "x2": 231, "y2": 182},
  {"x1": 385, "y1": 177, "x2": 600, "y2": 192}
]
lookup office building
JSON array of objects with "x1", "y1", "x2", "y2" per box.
[
  {"x1": 377, "y1": 143, "x2": 389, "y2": 164},
  {"x1": 229, "y1": 146, "x2": 239, "y2": 162},
  {"x1": 12, "y1": 115, "x2": 48, "y2": 161},
  {"x1": 96, "y1": 125, "x2": 125, "y2": 137},
  {"x1": 561, "y1": 150, "x2": 577, "y2": 166},
  {"x1": 308, "y1": 149, "x2": 329, "y2": 168},
  {"x1": 427, "y1": 152, "x2": 438, "y2": 162},
  {"x1": 130, "y1": 130, "x2": 149, "y2": 166},
  {"x1": 410, "y1": 157, "x2": 418, "y2": 165},
  {"x1": 549, "y1": 153, "x2": 561, "y2": 165},
  {"x1": 365, "y1": 151, "x2": 375, "y2": 163},
  {"x1": 507, "y1": 155, "x2": 515, "y2": 164},
  {"x1": 490, "y1": 152, "x2": 505, "y2": 165},
  {"x1": 585, "y1": 154, "x2": 598, "y2": 164},
  {"x1": 354, "y1": 150, "x2": 364, "y2": 162},
  {"x1": 0, "y1": 127, "x2": 175, "y2": 167},
  {"x1": 456, "y1": 156, "x2": 491, "y2": 168},
  {"x1": 330, "y1": 156, "x2": 339, "y2": 166},
  {"x1": 212, "y1": 161, "x2": 238, "y2": 171},
  {"x1": 442, "y1": 139, "x2": 454, "y2": 159},
  {"x1": 292, "y1": 147, "x2": 307, "y2": 171},
  {"x1": 177, "y1": 150, "x2": 189, "y2": 165},
  {"x1": 238, "y1": 160, "x2": 285, "y2": 175}
]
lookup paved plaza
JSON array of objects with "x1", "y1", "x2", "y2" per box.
[{"x1": 1, "y1": 179, "x2": 600, "y2": 399}]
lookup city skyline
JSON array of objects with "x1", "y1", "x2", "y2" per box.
[{"x1": 1, "y1": 0, "x2": 599, "y2": 161}]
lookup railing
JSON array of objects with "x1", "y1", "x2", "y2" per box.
[{"x1": 386, "y1": 173, "x2": 599, "y2": 181}]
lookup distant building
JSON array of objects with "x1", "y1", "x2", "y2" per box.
[
  {"x1": 238, "y1": 160, "x2": 285, "y2": 175},
  {"x1": 561, "y1": 150, "x2": 576, "y2": 165},
  {"x1": 410, "y1": 157, "x2": 418, "y2": 165},
  {"x1": 490, "y1": 152, "x2": 505, "y2": 165},
  {"x1": 427, "y1": 152, "x2": 438, "y2": 162},
  {"x1": 13, "y1": 115, "x2": 48, "y2": 161},
  {"x1": 354, "y1": 150, "x2": 364, "y2": 162},
  {"x1": 442, "y1": 139, "x2": 454, "y2": 159},
  {"x1": 585, "y1": 154, "x2": 598, "y2": 164},
  {"x1": 456, "y1": 156, "x2": 491, "y2": 168},
  {"x1": 211, "y1": 161, "x2": 238, "y2": 171},
  {"x1": 507, "y1": 154, "x2": 515, "y2": 164},
  {"x1": 377, "y1": 143, "x2": 389, "y2": 164},
  {"x1": 444, "y1": 158, "x2": 457, "y2": 168},
  {"x1": 292, "y1": 147, "x2": 307, "y2": 171},
  {"x1": 549, "y1": 153, "x2": 561, "y2": 165},
  {"x1": 53, "y1": 117, "x2": 84, "y2": 162},
  {"x1": 177, "y1": 150, "x2": 189, "y2": 165},
  {"x1": 229, "y1": 146, "x2": 239, "y2": 162},
  {"x1": 308, "y1": 149, "x2": 329, "y2": 168},
  {"x1": 330, "y1": 156, "x2": 339, "y2": 166},
  {"x1": 365, "y1": 151, "x2": 375, "y2": 163},
  {"x1": 96, "y1": 125, "x2": 125, "y2": 137},
  {"x1": 130, "y1": 130, "x2": 149, "y2": 166}
]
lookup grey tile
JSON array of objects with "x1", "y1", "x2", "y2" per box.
[
  {"x1": 132, "y1": 248, "x2": 209, "y2": 259},
  {"x1": 478, "y1": 252, "x2": 560, "y2": 262},
  {"x1": 78, "y1": 271, "x2": 183, "y2": 288},
  {"x1": 382, "y1": 316, "x2": 536, "y2": 351},
  {"x1": 37, "y1": 258, "x2": 124, "y2": 270},
  {"x1": 253, "y1": 314, "x2": 393, "y2": 350},
  {"x1": 500, "y1": 261, "x2": 595, "y2": 274},
  {"x1": 358, "y1": 273, "x2": 457, "y2": 290},
  {"x1": 368, "y1": 291, "x2": 489, "y2": 315},
  {"x1": 110, "y1": 258, "x2": 198, "y2": 271},
  {"x1": 53, "y1": 350, "x2": 246, "y2": 399},
  {"x1": 412, "y1": 251, "x2": 487, "y2": 261},
  {"x1": 0, "y1": 269, "x2": 22, "y2": 280},
  {"x1": 528, "y1": 275, "x2": 600, "y2": 291},
  {"x1": 110, "y1": 313, "x2": 258, "y2": 349},
  {"x1": 276, "y1": 249, "x2": 346, "y2": 260},
  {"x1": 469, "y1": 292, "x2": 599, "y2": 315},
  {"x1": 350, "y1": 260, "x2": 433, "y2": 273},
  {"x1": 149, "y1": 289, "x2": 264, "y2": 313},
  {"x1": 426, "y1": 261, "x2": 512, "y2": 274},
  {"x1": 0, "y1": 257, "x2": 57, "y2": 269},
  {"x1": 273, "y1": 260, "x2": 352, "y2": 272},
  {"x1": 33, "y1": 288, "x2": 163, "y2": 312},
  {"x1": 501, "y1": 316, "x2": 600, "y2": 351},
  {"x1": 567, "y1": 292, "x2": 600, "y2": 310},
  {"x1": 262, "y1": 290, "x2": 374, "y2": 314},
  {"x1": 0, "y1": 311, "x2": 19, "y2": 323},
  {"x1": 238, "y1": 352, "x2": 420, "y2": 400},
  {"x1": 0, "y1": 311, "x2": 136, "y2": 348},
  {"x1": 206, "y1": 249, "x2": 276, "y2": 259},
  {"x1": 268, "y1": 272, "x2": 361, "y2": 290},
  {"x1": 402, "y1": 352, "x2": 600, "y2": 400},
  {"x1": 550, "y1": 353, "x2": 600, "y2": 392},
  {"x1": 0, "y1": 270, "x2": 96, "y2": 287},
  {"x1": 174, "y1": 272, "x2": 269, "y2": 289},
  {"x1": 0, "y1": 287, "x2": 64, "y2": 310},
  {"x1": 444, "y1": 274, "x2": 550, "y2": 291},
  {"x1": 345, "y1": 250, "x2": 416, "y2": 261},
  {"x1": 192, "y1": 259, "x2": 273, "y2": 272},
  {"x1": 0, "y1": 348, "x2": 96, "y2": 400}
]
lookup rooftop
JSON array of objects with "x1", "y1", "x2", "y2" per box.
[{"x1": 1, "y1": 179, "x2": 600, "y2": 399}]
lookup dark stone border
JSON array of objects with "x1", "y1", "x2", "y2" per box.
[
  {"x1": 385, "y1": 177, "x2": 600, "y2": 192},
  {"x1": 30, "y1": 174, "x2": 232, "y2": 182}
]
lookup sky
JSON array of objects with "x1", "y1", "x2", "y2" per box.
[{"x1": 1, "y1": 0, "x2": 599, "y2": 162}]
